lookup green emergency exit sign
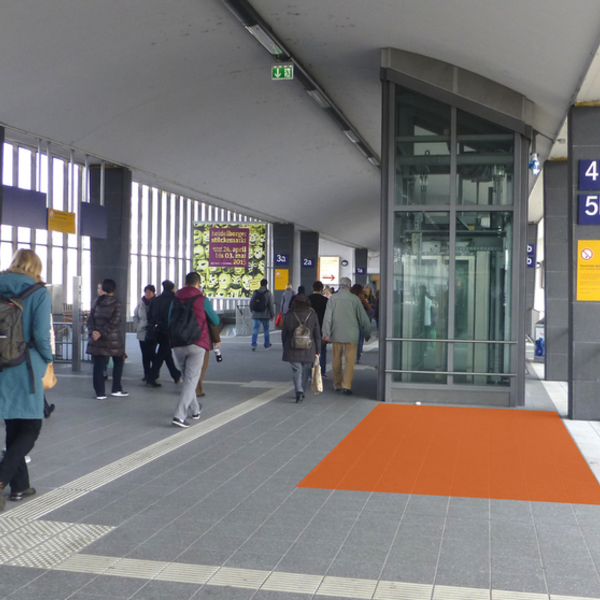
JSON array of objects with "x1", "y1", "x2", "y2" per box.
[{"x1": 271, "y1": 65, "x2": 294, "y2": 80}]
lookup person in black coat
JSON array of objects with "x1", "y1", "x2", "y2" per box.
[
  {"x1": 146, "y1": 280, "x2": 182, "y2": 387},
  {"x1": 86, "y1": 279, "x2": 128, "y2": 400},
  {"x1": 281, "y1": 294, "x2": 321, "y2": 403},
  {"x1": 308, "y1": 280, "x2": 329, "y2": 377}
]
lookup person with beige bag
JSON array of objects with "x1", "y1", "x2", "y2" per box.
[{"x1": 0, "y1": 249, "x2": 53, "y2": 510}]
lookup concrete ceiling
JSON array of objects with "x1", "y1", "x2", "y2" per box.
[{"x1": 2, "y1": 0, "x2": 600, "y2": 248}]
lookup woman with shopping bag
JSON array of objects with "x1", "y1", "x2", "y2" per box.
[{"x1": 281, "y1": 294, "x2": 321, "y2": 403}]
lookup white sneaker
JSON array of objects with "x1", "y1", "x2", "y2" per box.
[{"x1": 111, "y1": 391, "x2": 129, "y2": 397}]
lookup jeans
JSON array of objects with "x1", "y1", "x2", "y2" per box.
[
  {"x1": 290, "y1": 361, "x2": 312, "y2": 394},
  {"x1": 173, "y1": 344, "x2": 206, "y2": 421},
  {"x1": 0, "y1": 419, "x2": 42, "y2": 491},
  {"x1": 251, "y1": 319, "x2": 270, "y2": 348},
  {"x1": 93, "y1": 355, "x2": 124, "y2": 396},
  {"x1": 320, "y1": 340, "x2": 328, "y2": 373}
]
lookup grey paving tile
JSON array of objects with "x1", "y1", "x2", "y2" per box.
[
  {"x1": 130, "y1": 580, "x2": 201, "y2": 600},
  {"x1": 492, "y1": 567, "x2": 548, "y2": 595},
  {"x1": 382, "y1": 551, "x2": 438, "y2": 585},
  {"x1": 239, "y1": 535, "x2": 294, "y2": 556},
  {"x1": 192, "y1": 585, "x2": 257, "y2": 599},
  {"x1": 443, "y1": 517, "x2": 490, "y2": 541},
  {"x1": 79, "y1": 575, "x2": 148, "y2": 598},
  {"x1": 531, "y1": 501, "x2": 578, "y2": 526},
  {"x1": 447, "y1": 496, "x2": 490, "y2": 520},
  {"x1": 224, "y1": 550, "x2": 283, "y2": 570},
  {"x1": 274, "y1": 552, "x2": 333, "y2": 575},
  {"x1": 363, "y1": 492, "x2": 409, "y2": 514},
  {"x1": 490, "y1": 499, "x2": 533, "y2": 523},
  {"x1": 251, "y1": 592, "x2": 313, "y2": 600},
  {"x1": 545, "y1": 569, "x2": 600, "y2": 598},
  {"x1": 176, "y1": 546, "x2": 236, "y2": 566},
  {"x1": 0, "y1": 565, "x2": 46, "y2": 588},
  {"x1": 434, "y1": 564, "x2": 491, "y2": 589},
  {"x1": 326, "y1": 556, "x2": 385, "y2": 579},
  {"x1": 405, "y1": 494, "x2": 449, "y2": 516}
]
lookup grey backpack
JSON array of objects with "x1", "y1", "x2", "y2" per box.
[
  {"x1": 0, "y1": 283, "x2": 45, "y2": 392},
  {"x1": 292, "y1": 312, "x2": 312, "y2": 349}
]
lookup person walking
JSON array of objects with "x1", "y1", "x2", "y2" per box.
[
  {"x1": 194, "y1": 289, "x2": 221, "y2": 398},
  {"x1": 281, "y1": 294, "x2": 321, "y2": 403},
  {"x1": 86, "y1": 279, "x2": 129, "y2": 399},
  {"x1": 0, "y1": 249, "x2": 53, "y2": 509},
  {"x1": 350, "y1": 283, "x2": 371, "y2": 364},
  {"x1": 280, "y1": 284, "x2": 294, "y2": 315},
  {"x1": 322, "y1": 277, "x2": 371, "y2": 395},
  {"x1": 171, "y1": 272, "x2": 215, "y2": 428},
  {"x1": 308, "y1": 280, "x2": 329, "y2": 378},
  {"x1": 133, "y1": 284, "x2": 156, "y2": 382},
  {"x1": 250, "y1": 278, "x2": 275, "y2": 351},
  {"x1": 146, "y1": 281, "x2": 182, "y2": 387}
]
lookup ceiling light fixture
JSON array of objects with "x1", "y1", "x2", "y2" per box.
[{"x1": 220, "y1": 0, "x2": 380, "y2": 168}]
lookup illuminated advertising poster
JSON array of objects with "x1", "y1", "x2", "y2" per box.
[{"x1": 193, "y1": 222, "x2": 266, "y2": 298}]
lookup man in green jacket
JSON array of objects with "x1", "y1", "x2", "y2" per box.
[{"x1": 322, "y1": 277, "x2": 371, "y2": 395}]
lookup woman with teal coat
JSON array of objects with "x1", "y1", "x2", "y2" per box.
[{"x1": 0, "y1": 250, "x2": 52, "y2": 511}]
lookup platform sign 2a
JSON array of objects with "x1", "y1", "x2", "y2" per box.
[{"x1": 526, "y1": 244, "x2": 535, "y2": 268}]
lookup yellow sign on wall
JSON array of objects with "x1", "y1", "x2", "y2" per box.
[
  {"x1": 275, "y1": 268, "x2": 289, "y2": 290},
  {"x1": 577, "y1": 240, "x2": 600, "y2": 301},
  {"x1": 48, "y1": 209, "x2": 76, "y2": 234}
]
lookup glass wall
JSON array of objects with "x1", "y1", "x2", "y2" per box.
[{"x1": 388, "y1": 85, "x2": 519, "y2": 392}]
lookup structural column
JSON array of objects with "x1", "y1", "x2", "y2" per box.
[
  {"x1": 90, "y1": 166, "x2": 132, "y2": 340},
  {"x1": 568, "y1": 106, "x2": 600, "y2": 419},
  {"x1": 544, "y1": 160, "x2": 569, "y2": 381},
  {"x1": 300, "y1": 231, "x2": 319, "y2": 292},
  {"x1": 355, "y1": 248, "x2": 368, "y2": 286},
  {"x1": 272, "y1": 223, "x2": 294, "y2": 311}
]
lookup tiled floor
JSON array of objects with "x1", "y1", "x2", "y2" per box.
[{"x1": 0, "y1": 333, "x2": 599, "y2": 600}]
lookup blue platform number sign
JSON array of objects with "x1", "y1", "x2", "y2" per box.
[
  {"x1": 579, "y1": 160, "x2": 600, "y2": 191},
  {"x1": 578, "y1": 195, "x2": 600, "y2": 225},
  {"x1": 302, "y1": 258, "x2": 314, "y2": 268},
  {"x1": 356, "y1": 267, "x2": 365, "y2": 274},
  {"x1": 275, "y1": 253, "x2": 289, "y2": 265},
  {"x1": 526, "y1": 243, "x2": 535, "y2": 268}
]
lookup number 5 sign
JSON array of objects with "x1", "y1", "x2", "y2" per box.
[
  {"x1": 579, "y1": 195, "x2": 600, "y2": 224},
  {"x1": 579, "y1": 160, "x2": 600, "y2": 190}
]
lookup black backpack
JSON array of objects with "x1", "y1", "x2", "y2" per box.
[
  {"x1": 291, "y1": 312, "x2": 313, "y2": 349},
  {"x1": 0, "y1": 282, "x2": 45, "y2": 392},
  {"x1": 169, "y1": 295, "x2": 205, "y2": 347},
  {"x1": 251, "y1": 290, "x2": 267, "y2": 313}
]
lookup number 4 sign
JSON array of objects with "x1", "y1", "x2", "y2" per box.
[{"x1": 579, "y1": 160, "x2": 600, "y2": 190}]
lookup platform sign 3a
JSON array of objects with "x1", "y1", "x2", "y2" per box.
[{"x1": 577, "y1": 240, "x2": 600, "y2": 301}]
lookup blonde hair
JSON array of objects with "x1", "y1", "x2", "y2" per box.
[
  {"x1": 285, "y1": 284, "x2": 293, "y2": 291},
  {"x1": 6, "y1": 249, "x2": 44, "y2": 282}
]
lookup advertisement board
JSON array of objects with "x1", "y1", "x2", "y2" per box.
[{"x1": 193, "y1": 222, "x2": 266, "y2": 298}]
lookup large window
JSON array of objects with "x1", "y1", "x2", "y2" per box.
[{"x1": 390, "y1": 85, "x2": 516, "y2": 387}]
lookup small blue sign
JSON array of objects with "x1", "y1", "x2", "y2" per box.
[
  {"x1": 275, "y1": 253, "x2": 289, "y2": 265},
  {"x1": 356, "y1": 267, "x2": 365, "y2": 274},
  {"x1": 579, "y1": 160, "x2": 600, "y2": 190},
  {"x1": 526, "y1": 243, "x2": 535, "y2": 268},
  {"x1": 302, "y1": 258, "x2": 315, "y2": 268},
  {"x1": 578, "y1": 194, "x2": 600, "y2": 225}
]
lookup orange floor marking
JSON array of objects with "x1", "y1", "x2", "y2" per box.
[{"x1": 298, "y1": 405, "x2": 600, "y2": 504}]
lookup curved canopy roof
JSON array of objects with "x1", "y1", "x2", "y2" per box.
[{"x1": 1, "y1": 0, "x2": 600, "y2": 249}]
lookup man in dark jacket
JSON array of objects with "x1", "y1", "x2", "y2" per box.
[
  {"x1": 308, "y1": 280, "x2": 329, "y2": 378},
  {"x1": 146, "y1": 281, "x2": 182, "y2": 387},
  {"x1": 250, "y1": 279, "x2": 275, "y2": 351},
  {"x1": 86, "y1": 279, "x2": 128, "y2": 400}
]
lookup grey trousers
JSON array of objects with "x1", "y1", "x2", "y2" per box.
[{"x1": 173, "y1": 344, "x2": 206, "y2": 421}]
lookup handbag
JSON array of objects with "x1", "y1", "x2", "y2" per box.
[
  {"x1": 311, "y1": 357, "x2": 323, "y2": 394},
  {"x1": 42, "y1": 362, "x2": 57, "y2": 390},
  {"x1": 275, "y1": 311, "x2": 283, "y2": 329}
]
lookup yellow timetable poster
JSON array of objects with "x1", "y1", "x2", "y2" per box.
[{"x1": 577, "y1": 240, "x2": 600, "y2": 301}]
